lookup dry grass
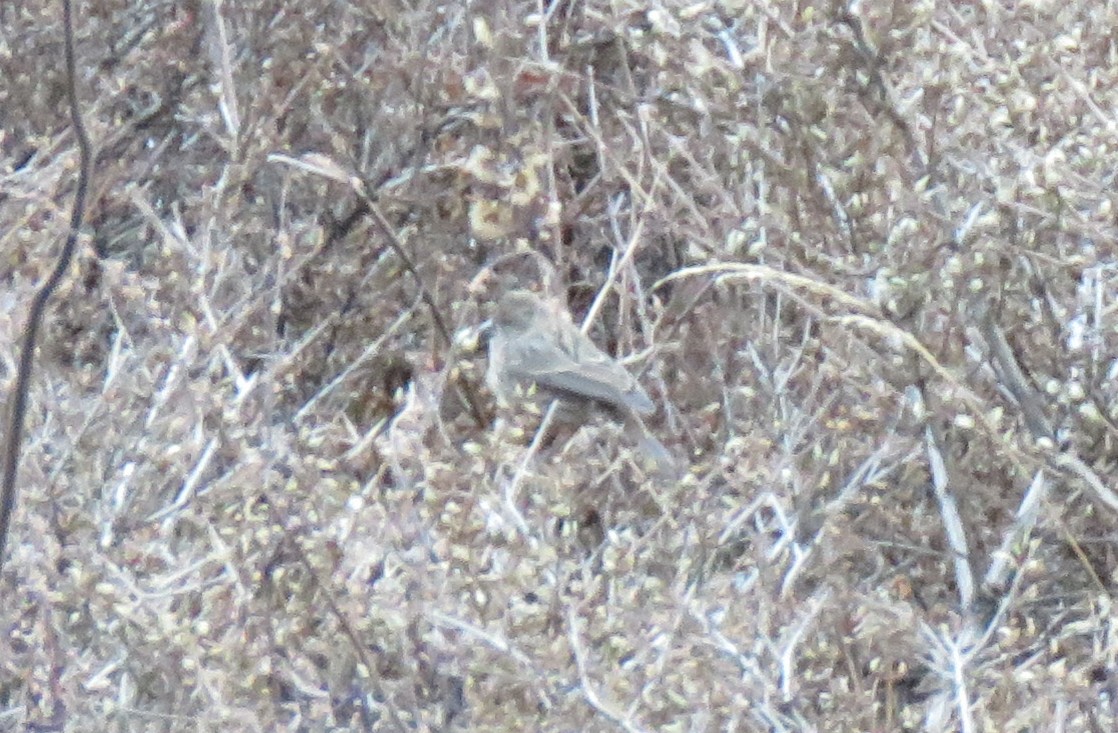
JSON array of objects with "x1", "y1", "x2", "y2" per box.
[{"x1": 2, "y1": 0, "x2": 1118, "y2": 730}]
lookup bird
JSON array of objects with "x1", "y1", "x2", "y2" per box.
[{"x1": 485, "y1": 289, "x2": 676, "y2": 475}]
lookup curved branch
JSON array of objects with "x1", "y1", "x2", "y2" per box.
[{"x1": 0, "y1": 0, "x2": 93, "y2": 570}]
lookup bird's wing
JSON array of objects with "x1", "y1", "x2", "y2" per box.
[{"x1": 506, "y1": 340, "x2": 654, "y2": 414}]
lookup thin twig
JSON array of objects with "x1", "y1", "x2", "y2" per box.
[{"x1": 0, "y1": 0, "x2": 93, "y2": 570}]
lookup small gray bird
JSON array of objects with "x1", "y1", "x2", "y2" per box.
[{"x1": 486, "y1": 289, "x2": 675, "y2": 474}]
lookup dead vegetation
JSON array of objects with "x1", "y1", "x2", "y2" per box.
[{"x1": 2, "y1": 0, "x2": 1118, "y2": 730}]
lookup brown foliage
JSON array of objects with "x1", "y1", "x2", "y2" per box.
[{"x1": 2, "y1": 0, "x2": 1117, "y2": 730}]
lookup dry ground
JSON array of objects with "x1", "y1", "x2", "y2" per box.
[{"x1": 2, "y1": 0, "x2": 1118, "y2": 730}]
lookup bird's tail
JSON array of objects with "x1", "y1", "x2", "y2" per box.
[{"x1": 624, "y1": 413, "x2": 681, "y2": 480}]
